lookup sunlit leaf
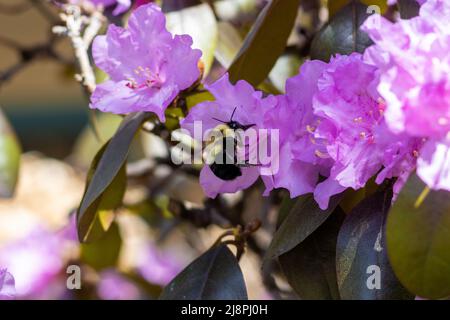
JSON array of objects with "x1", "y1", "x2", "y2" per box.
[
  {"x1": 268, "y1": 54, "x2": 302, "y2": 92},
  {"x1": 0, "y1": 109, "x2": 21, "y2": 198},
  {"x1": 160, "y1": 244, "x2": 247, "y2": 300},
  {"x1": 166, "y1": 3, "x2": 218, "y2": 76},
  {"x1": 337, "y1": 183, "x2": 413, "y2": 300},
  {"x1": 228, "y1": 0, "x2": 300, "y2": 86},
  {"x1": 387, "y1": 175, "x2": 450, "y2": 299},
  {"x1": 80, "y1": 222, "x2": 122, "y2": 270}
]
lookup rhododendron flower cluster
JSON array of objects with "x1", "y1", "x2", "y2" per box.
[
  {"x1": 88, "y1": 2, "x2": 449, "y2": 210},
  {"x1": 363, "y1": 0, "x2": 450, "y2": 191},
  {"x1": 262, "y1": 54, "x2": 420, "y2": 209},
  {"x1": 90, "y1": 3, "x2": 202, "y2": 121},
  {"x1": 286, "y1": 54, "x2": 420, "y2": 208},
  {"x1": 181, "y1": 54, "x2": 421, "y2": 208}
]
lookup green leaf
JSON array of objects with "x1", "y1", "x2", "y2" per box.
[
  {"x1": 185, "y1": 90, "x2": 215, "y2": 110},
  {"x1": 77, "y1": 112, "x2": 151, "y2": 242},
  {"x1": 337, "y1": 183, "x2": 413, "y2": 300},
  {"x1": 228, "y1": 0, "x2": 300, "y2": 86},
  {"x1": 80, "y1": 222, "x2": 122, "y2": 270},
  {"x1": 276, "y1": 194, "x2": 297, "y2": 228},
  {"x1": 160, "y1": 244, "x2": 248, "y2": 300},
  {"x1": 0, "y1": 109, "x2": 21, "y2": 198},
  {"x1": 311, "y1": 1, "x2": 373, "y2": 62},
  {"x1": 265, "y1": 193, "x2": 343, "y2": 260},
  {"x1": 328, "y1": 0, "x2": 388, "y2": 18},
  {"x1": 397, "y1": 0, "x2": 420, "y2": 19},
  {"x1": 387, "y1": 175, "x2": 450, "y2": 299},
  {"x1": 77, "y1": 142, "x2": 126, "y2": 243},
  {"x1": 279, "y1": 207, "x2": 345, "y2": 300},
  {"x1": 166, "y1": 3, "x2": 218, "y2": 76},
  {"x1": 328, "y1": 0, "x2": 351, "y2": 17}
]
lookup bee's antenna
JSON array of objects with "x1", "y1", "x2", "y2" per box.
[
  {"x1": 230, "y1": 107, "x2": 238, "y2": 121},
  {"x1": 212, "y1": 117, "x2": 226, "y2": 123}
]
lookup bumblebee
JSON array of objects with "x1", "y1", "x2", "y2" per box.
[{"x1": 206, "y1": 107, "x2": 255, "y2": 181}]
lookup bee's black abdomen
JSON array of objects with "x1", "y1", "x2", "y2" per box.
[{"x1": 210, "y1": 163, "x2": 242, "y2": 181}]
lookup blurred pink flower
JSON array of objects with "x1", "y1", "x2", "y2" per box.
[
  {"x1": 181, "y1": 73, "x2": 277, "y2": 198},
  {"x1": 90, "y1": 3, "x2": 202, "y2": 121},
  {"x1": 363, "y1": 0, "x2": 450, "y2": 191},
  {"x1": 0, "y1": 268, "x2": 15, "y2": 300},
  {"x1": 0, "y1": 228, "x2": 65, "y2": 297},
  {"x1": 136, "y1": 243, "x2": 182, "y2": 286},
  {"x1": 97, "y1": 269, "x2": 142, "y2": 300}
]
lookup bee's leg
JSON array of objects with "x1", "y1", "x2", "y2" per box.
[
  {"x1": 238, "y1": 161, "x2": 261, "y2": 168},
  {"x1": 241, "y1": 124, "x2": 256, "y2": 131}
]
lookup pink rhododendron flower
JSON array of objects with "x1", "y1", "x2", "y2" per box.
[
  {"x1": 279, "y1": 54, "x2": 421, "y2": 209},
  {"x1": 0, "y1": 268, "x2": 15, "y2": 300},
  {"x1": 262, "y1": 61, "x2": 330, "y2": 198},
  {"x1": 90, "y1": 3, "x2": 202, "y2": 121},
  {"x1": 363, "y1": 0, "x2": 450, "y2": 191},
  {"x1": 181, "y1": 73, "x2": 277, "y2": 198}
]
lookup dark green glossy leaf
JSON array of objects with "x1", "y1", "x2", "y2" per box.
[
  {"x1": 279, "y1": 207, "x2": 345, "y2": 300},
  {"x1": 337, "y1": 183, "x2": 413, "y2": 300},
  {"x1": 387, "y1": 175, "x2": 450, "y2": 299},
  {"x1": 228, "y1": 0, "x2": 300, "y2": 86},
  {"x1": 265, "y1": 193, "x2": 343, "y2": 260},
  {"x1": 276, "y1": 195, "x2": 297, "y2": 228},
  {"x1": 162, "y1": 0, "x2": 201, "y2": 12},
  {"x1": 311, "y1": 1, "x2": 373, "y2": 62},
  {"x1": 160, "y1": 244, "x2": 247, "y2": 300},
  {"x1": 397, "y1": 0, "x2": 420, "y2": 19},
  {"x1": 77, "y1": 142, "x2": 126, "y2": 243},
  {"x1": 77, "y1": 112, "x2": 151, "y2": 242},
  {"x1": 80, "y1": 222, "x2": 122, "y2": 270},
  {"x1": 0, "y1": 109, "x2": 21, "y2": 198}
]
